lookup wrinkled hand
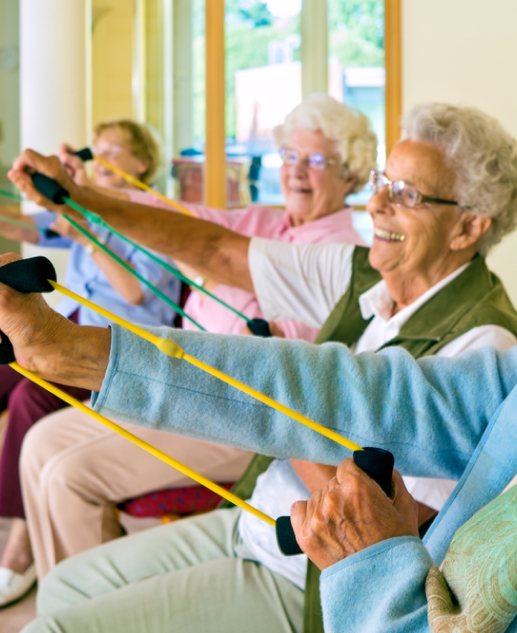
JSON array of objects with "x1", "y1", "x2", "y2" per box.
[
  {"x1": 57, "y1": 143, "x2": 92, "y2": 187},
  {"x1": 0, "y1": 253, "x2": 76, "y2": 376},
  {"x1": 8, "y1": 149, "x2": 81, "y2": 214},
  {"x1": 291, "y1": 458, "x2": 419, "y2": 570},
  {"x1": 0, "y1": 253, "x2": 109, "y2": 390}
]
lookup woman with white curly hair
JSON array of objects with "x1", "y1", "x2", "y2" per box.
[{"x1": 9, "y1": 101, "x2": 517, "y2": 633}]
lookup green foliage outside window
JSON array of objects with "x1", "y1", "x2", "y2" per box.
[{"x1": 192, "y1": 0, "x2": 384, "y2": 144}]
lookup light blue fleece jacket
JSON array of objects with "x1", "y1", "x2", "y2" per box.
[{"x1": 92, "y1": 325, "x2": 517, "y2": 633}]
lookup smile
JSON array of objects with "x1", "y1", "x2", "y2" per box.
[{"x1": 374, "y1": 226, "x2": 406, "y2": 242}]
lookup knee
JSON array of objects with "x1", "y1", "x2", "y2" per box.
[
  {"x1": 20, "y1": 422, "x2": 49, "y2": 480},
  {"x1": 36, "y1": 558, "x2": 79, "y2": 615}
]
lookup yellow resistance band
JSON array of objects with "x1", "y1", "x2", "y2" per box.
[
  {"x1": 10, "y1": 361, "x2": 275, "y2": 528},
  {"x1": 94, "y1": 156, "x2": 195, "y2": 217},
  {"x1": 49, "y1": 280, "x2": 362, "y2": 453}
]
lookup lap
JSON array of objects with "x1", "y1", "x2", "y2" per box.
[
  {"x1": 23, "y1": 408, "x2": 253, "y2": 501},
  {"x1": 32, "y1": 508, "x2": 303, "y2": 633}
]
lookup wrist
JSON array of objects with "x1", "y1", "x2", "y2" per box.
[{"x1": 32, "y1": 322, "x2": 111, "y2": 392}]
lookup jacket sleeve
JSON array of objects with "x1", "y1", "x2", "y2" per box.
[
  {"x1": 92, "y1": 324, "x2": 517, "y2": 479},
  {"x1": 320, "y1": 537, "x2": 432, "y2": 633}
]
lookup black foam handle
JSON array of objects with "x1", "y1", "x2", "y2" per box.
[
  {"x1": 73, "y1": 148, "x2": 94, "y2": 162},
  {"x1": 0, "y1": 257, "x2": 58, "y2": 365},
  {"x1": 353, "y1": 447, "x2": 394, "y2": 497},
  {"x1": 247, "y1": 318, "x2": 272, "y2": 338},
  {"x1": 31, "y1": 173, "x2": 69, "y2": 205},
  {"x1": 276, "y1": 447, "x2": 395, "y2": 556},
  {"x1": 43, "y1": 229, "x2": 60, "y2": 239}
]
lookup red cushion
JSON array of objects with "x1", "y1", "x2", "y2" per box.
[{"x1": 120, "y1": 483, "x2": 235, "y2": 518}]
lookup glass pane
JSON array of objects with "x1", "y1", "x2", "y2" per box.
[
  {"x1": 328, "y1": 0, "x2": 385, "y2": 170},
  {"x1": 226, "y1": 0, "x2": 302, "y2": 205}
]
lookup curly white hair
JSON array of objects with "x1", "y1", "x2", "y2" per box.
[
  {"x1": 274, "y1": 93, "x2": 378, "y2": 193},
  {"x1": 402, "y1": 103, "x2": 517, "y2": 254}
]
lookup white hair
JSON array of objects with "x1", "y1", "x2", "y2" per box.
[
  {"x1": 274, "y1": 93, "x2": 378, "y2": 193},
  {"x1": 402, "y1": 102, "x2": 517, "y2": 254}
]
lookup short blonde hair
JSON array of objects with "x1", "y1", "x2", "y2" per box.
[
  {"x1": 274, "y1": 93, "x2": 378, "y2": 192},
  {"x1": 402, "y1": 103, "x2": 517, "y2": 254},
  {"x1": 93, "y1": 119, "x2": 162, "y2": 185}
]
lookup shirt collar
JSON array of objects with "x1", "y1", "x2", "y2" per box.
[{"x1": 358, "y1": 262, "x2": 471, "y2": 326}]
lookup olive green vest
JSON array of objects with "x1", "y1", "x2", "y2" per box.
[{"x1": 221, "y1": 247, "x2": 517, "y2": 633}]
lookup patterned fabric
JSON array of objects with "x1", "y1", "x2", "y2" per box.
[
  {"x1": 426, "y1": 484, "x2": 517, "y2": 633},
  {"x1": 121, "y1": 484, "x2": 235, "y2": 518}
]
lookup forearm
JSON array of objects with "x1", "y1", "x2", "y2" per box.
[
  {"x1": 74, "y1": 187, "x2": 254, "y2": 291},
  {"x1": 88, "y1": 244, "x2": 144, "y2": 305},
  {"x1": 32, "y1": 324, "x2": 111, "y2": 391},
  {"x1": 0, "y1": 210, "x2": 39, "y2": 244},
  {"x1": 290, "y1": 460, "x2": 337, "y2": 492},
  {"x1": 93, "y1": 324, "x2": 515, "y2": 475}
]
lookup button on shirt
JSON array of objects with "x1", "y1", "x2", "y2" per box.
[
  {"x1": 33, "y1": 211, "x2": 181, "y2": 328},
  {"x1": 240, "y1": 239, "x2": 517, "y2": 588}
]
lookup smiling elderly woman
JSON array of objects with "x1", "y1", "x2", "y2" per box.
[
  {"x1": 125, "y1": 91, "x2": 378, "y2": 337},
  {"x1": 8, "y1": 102, "x2": 517, "y2": 633}
]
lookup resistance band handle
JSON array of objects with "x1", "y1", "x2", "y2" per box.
[
  {"x1": 43, "y1": 229, "x2": 60, "y2": 239},
  {"x1": 73, "y1": 148, "x2": 94, "y2": 162},
  {"x1": 31, "y1": 173, "x2": 69, "y2": 205},
  {"x1": 0, "y1": 256, "x2": 58, "y2": 364},
  {"x1": 276, "y1": 447, "x2": 395, "y2": 557},
  {"x1": 247, "y1": 318, "x2": 272, "y2": 338}
]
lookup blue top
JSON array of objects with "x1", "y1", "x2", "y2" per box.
[
  {"x1": 92, "y1": 326, "x2": 517, "y2": 633},
  {"x1": 34, "y1": 211, "x2": 181, "y2": 328}
]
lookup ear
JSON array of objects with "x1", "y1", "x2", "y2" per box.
[
  {"x1": 450, "y1": 213, "x2": 492, "y2": 252},
  {"x1": 135, "y1": 159, "x2": 150, "y2": 178},
  {"x1": 341, "y1": 173, "x2": 358, "y2": 197}
]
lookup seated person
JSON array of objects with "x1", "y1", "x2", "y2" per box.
[
  {"x1": 13, "y1": 103, "x2": 517, "y2": 630},
  {"x1": 2, "y1": 255, "x2": 517, "y2": 633},
  {"x1": 5, "y1": 101, "x2": 517, "y2": 633},
  {"x1": 0, "y1": 118, "x2": 181, "y2": 606},
  {"x1": 17, "y1": 93, "x2": 377, "y2": 583}
]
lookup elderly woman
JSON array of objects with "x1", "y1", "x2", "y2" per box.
[
  {"x1": 0, "y1": 119, "x2": 182, "y2": 606},
  {"x1": 8, "y1": 102, "x2": 517, "y2": 633},
  {"x1": 12, "y1": 93, "x2": 377, "y2": 590}
]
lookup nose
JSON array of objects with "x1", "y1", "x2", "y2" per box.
[{"x1": 366, "y1": 185, "x2": 394, "y2": 217}]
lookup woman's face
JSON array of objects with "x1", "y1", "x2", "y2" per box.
[
  {"x1": 92, "y1": 127, "x2": 149, "y2": 189},
  {"x1": 280, "y1": 128, "x2": 356, "y2": 226},
  {"x1": 367, "y1": 139, "x2": 469, "y2": 280}
]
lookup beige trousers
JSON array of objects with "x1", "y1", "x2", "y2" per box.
[{"x1": 20, "y1": 404, "x2": 254, "y2": 580}]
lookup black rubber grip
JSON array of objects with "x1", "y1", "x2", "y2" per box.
[
  {"x1": 0, "y1": 257, "x2": 57, "y2": 364},
  {"x1": 247, "y1": 318, "x2": 272, "y2": 338},
  {"x1": 74, "y1": 147, "x2": 94, "y2": 162},
  {"x1": 276, "y1": 447, "x2": 395, "y2": 556},
  {"x1": 31, "y1": 173, "x2": 69, "y2": 205},
  {"x1": 43, "y1": 229, "x2": 60, "y2": 239},
  {"x1": 353, "y1": 447, "x2": 394, "y2": 497}
]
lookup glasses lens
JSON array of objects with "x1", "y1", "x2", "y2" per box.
[
  {"x1": 392, "y1": 181, "x2": 420, "y2": 207},
  {"x1": 93, "y1": 144, "x2": 121, "y2": 158},
  {"x1": 280, "y1": 149, "x2": 299, "y2": 166},
  {"x1": 307, "y1": 153, "x2": 326, "y2": 171}
]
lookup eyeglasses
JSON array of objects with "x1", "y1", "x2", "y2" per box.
[
  {"x1": 279, "y1": 148, "x2": 339, "y2": 172},
  {"x1": 92, "y1": 144, "x2": 123, "y2": 158},
  {"x1": 369, "y1": 170, "x2": 462, "y2": 209}
]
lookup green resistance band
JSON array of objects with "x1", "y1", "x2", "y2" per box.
[
  {"x1": 0, "y1": 189, "x2": 204, "y2": 331},
  {"x1": 67, "y1": 202, "x2": 251, "y2": 323}
]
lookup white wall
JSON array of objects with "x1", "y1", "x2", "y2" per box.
[{"x1": 402, "y1": 0, "x2": 517, "y2": 303}]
